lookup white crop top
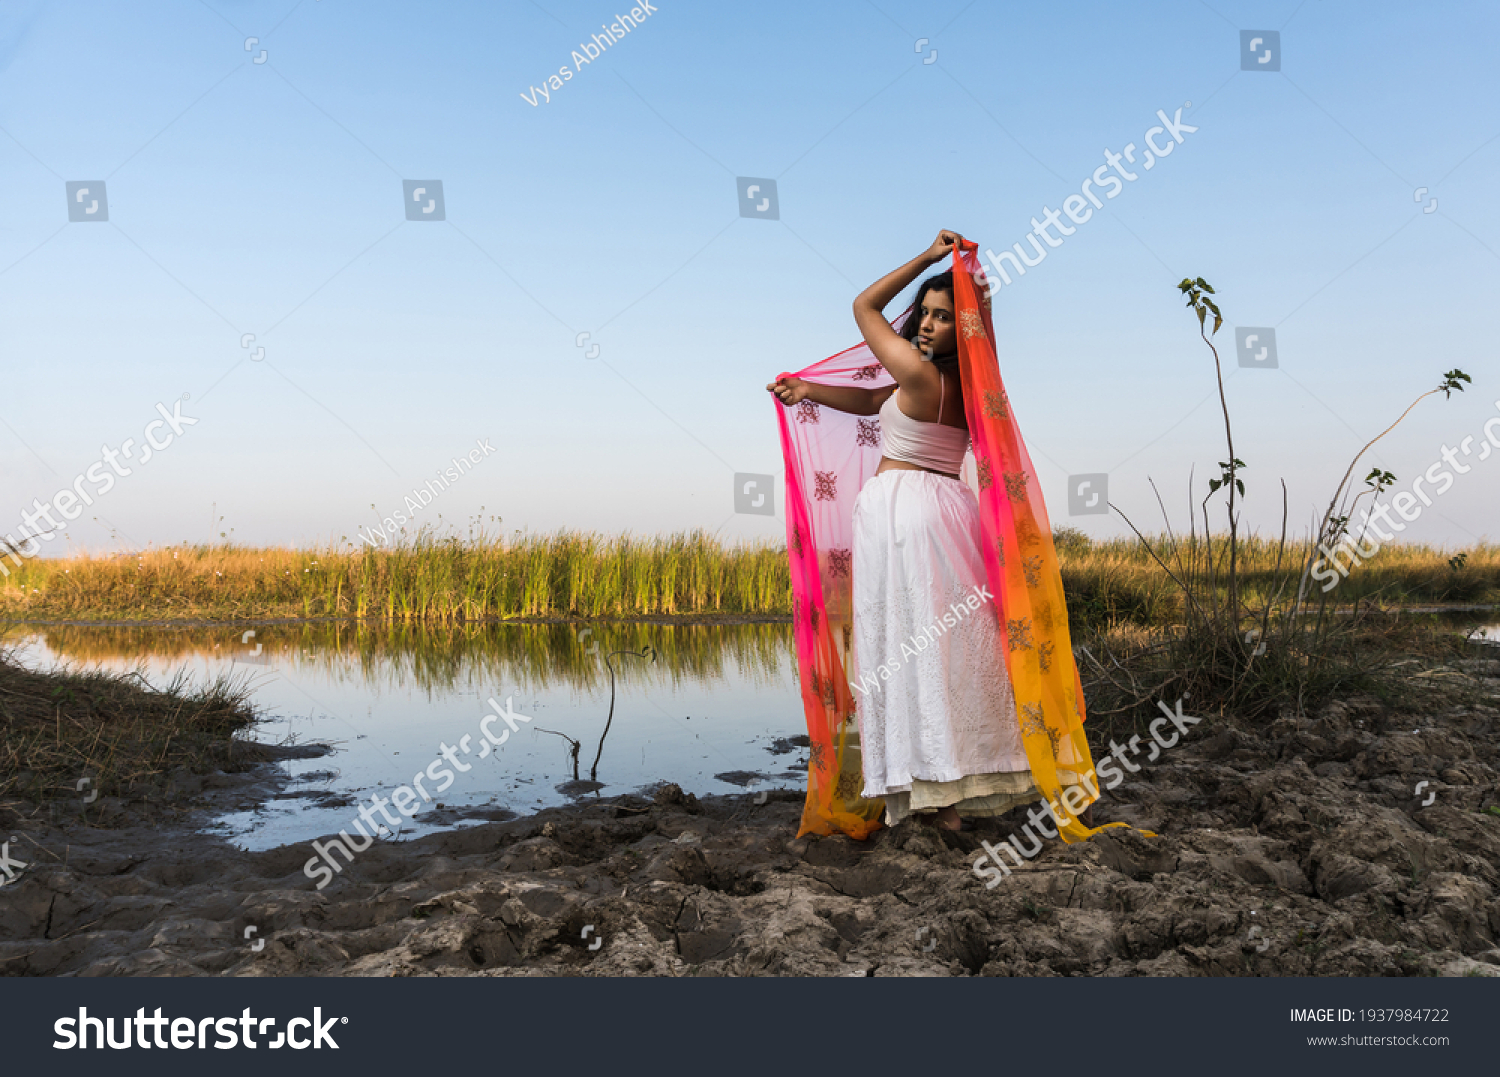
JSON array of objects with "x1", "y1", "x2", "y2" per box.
[{"x1": 878, "y1": 373, "x2": 969, "y2": 475}]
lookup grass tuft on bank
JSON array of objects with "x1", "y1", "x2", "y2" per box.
[{"x1": 0, "y1": 647, "x2": 264, "y2": 811}]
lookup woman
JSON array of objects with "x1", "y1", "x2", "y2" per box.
[{"x1": 768, "y1": 230, "x2": 1051, "y2": 832}]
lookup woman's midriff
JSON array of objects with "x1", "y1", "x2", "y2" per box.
[{"x1": 875, "y1": 456, "x2": 959, "y2": 481}]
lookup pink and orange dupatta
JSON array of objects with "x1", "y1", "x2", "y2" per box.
[{"x1": 774, "y1": 240, "x2": 1145, "y2": 844}]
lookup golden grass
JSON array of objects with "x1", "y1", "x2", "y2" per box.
[
  {"x1": 0, "y1": 647, "x2": 264, "y2": 809},
  {"x1": 1, "y1": 526, "x2": 1495, "y2": 625},
  {"x1": 0, "y1": 528, "x2": 789, "y2": 623},
  {"x1": 1053, "y1": 530, "x2": 1500, "y2": 629}
]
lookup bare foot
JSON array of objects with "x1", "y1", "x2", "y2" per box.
[{"x1": 919, "y1": 806, "x2": 963, "y2": 831}]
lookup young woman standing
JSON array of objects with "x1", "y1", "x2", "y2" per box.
[{"x1": 769, "y1": 230, "x2": 1048, "y2": 832}]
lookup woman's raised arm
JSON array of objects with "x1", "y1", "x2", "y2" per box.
[{"x1": 852, "y1": 230, "x2": 961, "y2": 385}]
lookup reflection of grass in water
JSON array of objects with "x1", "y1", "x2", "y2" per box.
[
  {"x1": 0, "y1": 528, "x2": 790, "y2": 622},
  {"x1": 8, "y1": 620, "x2": 795, "y2": 695}
]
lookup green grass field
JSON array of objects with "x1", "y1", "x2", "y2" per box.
[{"x1": 2, "y1": 527, "x2": 1495, "y2": 626}]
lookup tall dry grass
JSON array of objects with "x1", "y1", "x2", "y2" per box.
[
  {"x1": 1054, "y1": 529, "x2": 1499, "y2": 632},
  {"x1": 0, "y1": 645, "x2": 265, "y2": 809},
  {"x1": 0, "y1": 527, "x2": 791, "y2": 622},
  {"x1": 1, "y1": 524, "x2": 1493, "y2": 626}
]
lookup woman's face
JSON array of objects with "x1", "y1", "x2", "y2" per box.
[{"x1": 915, "y1": 288, "x2": 956, "y2": 359}]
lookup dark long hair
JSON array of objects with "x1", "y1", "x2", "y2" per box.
[{"x1": 897, "y1": 270, "x2": 960, "y2": 369}]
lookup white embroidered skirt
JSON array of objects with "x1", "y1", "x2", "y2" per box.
[{"x1": 850, "y1": 469, "x2": 1041, "y2": 822}]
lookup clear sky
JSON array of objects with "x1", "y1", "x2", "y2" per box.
[{"x1": 3, "y1": 0, "x2": 1496, "y2": 555}]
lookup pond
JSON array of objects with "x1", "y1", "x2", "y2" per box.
[
  {"x1": 9, "y1": 612, "x2": 1493, "y2": 851},
  {"x1": 4, "y1": 620, "x2": 809, "y2": 850}
]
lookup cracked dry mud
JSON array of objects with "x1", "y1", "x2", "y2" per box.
[{"x1": 3, "y1": 654, "x2": 1500, "y2": 978}]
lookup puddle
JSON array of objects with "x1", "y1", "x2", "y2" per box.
[{"x1": 3, "y1": 621, "x2": 809, "y2": 849}]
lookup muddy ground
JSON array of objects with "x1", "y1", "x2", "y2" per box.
[{"x1": 3, "y1": 650, "x2": 1499, "y2": 978}]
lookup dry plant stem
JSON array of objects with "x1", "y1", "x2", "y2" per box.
[
  {"x1": 1076, "y1": 645, "x2": 1159, "y2": 716},
  {"x1": 1296, "y1": 385, "x2": 1449, "y2": 613},
  {"x1": 1253, "y1": 481, "x2": 1292, "y2": 662},
  {"x1": 1148, "y1": 477, "x2": 1200, "y2": 618},
  {"x1": 1112, "y1": 503, "x2": 1206, "y2": 626},
  {"x1": 1198, "y1": 487, "x2": 1223, "y2": 625},
  {"x1": 1237, "y1": 486, "x2": 1288, "y2": 674},
  {"x1": 1200, "y1": 323, "x2": 1242, "y2": 622},
  {"x1": 536, "y1": 728, "x2": 582, "y2": 781},
  {"x1": 1319, "y1": 387, "x2": 1444, "y2": 540},
  {"x1": 590, "y1": 647, "x2": 654, "y2": 783}
]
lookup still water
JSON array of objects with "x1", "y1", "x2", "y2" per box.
[{"x1": 6, "y1": 620, "x2": 808, "y2": 850}]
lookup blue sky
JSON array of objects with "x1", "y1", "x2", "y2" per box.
[{"x1": 2, "y1": 0, "x2": 1496, "y2": 555}]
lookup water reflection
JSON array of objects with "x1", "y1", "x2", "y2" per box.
[
  {"x1": 10, "y1": 619, "x2": 792, "y2": 694},
  {"x1": 17, "y1": 612, "x2": 1481, "y2": 852},
  {"x1": 2, "y1": 619, "x2": 807, "y2": 850}
]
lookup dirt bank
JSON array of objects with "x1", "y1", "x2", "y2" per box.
[{"x1": 2, "y1": 651, "x2": 1499, "y2": 977}]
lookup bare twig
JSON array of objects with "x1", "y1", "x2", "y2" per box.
[
  {"x1": 590, "y1": 646, "x2": 657, "y2": 782},
  {"x1": 535, "y1": 728, "x2": 581, "y2": 781}
]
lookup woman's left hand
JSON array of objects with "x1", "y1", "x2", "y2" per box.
[{"x1": 924, "y1": 229, "x2": 962, "y2": 264}]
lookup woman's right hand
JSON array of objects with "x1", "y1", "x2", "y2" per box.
[
  {"x1": 924, "y1": 229, "x2": 962, "y2": 264},
  {"x1": 767, "y1": 376, "x2": 810, "y2": 406}
]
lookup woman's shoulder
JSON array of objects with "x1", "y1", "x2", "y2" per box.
[{"x1": 891, "y1": 365, "x2": 945, "y2": 394}]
